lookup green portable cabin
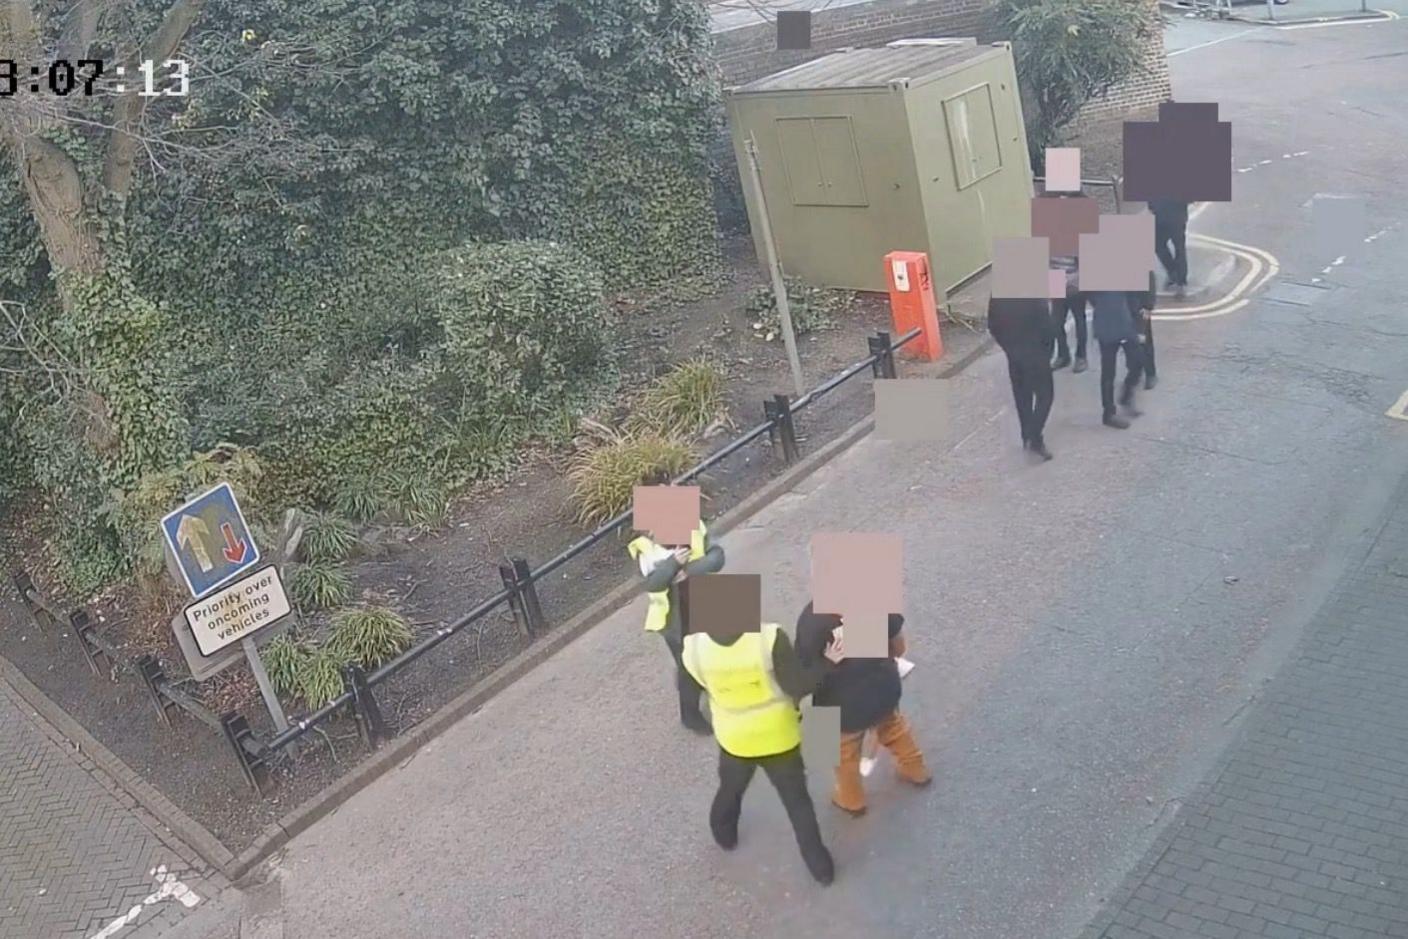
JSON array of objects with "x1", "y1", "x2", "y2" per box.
[{"x1": 726, "y1": 40, "x2": 1035, "y2": 297}]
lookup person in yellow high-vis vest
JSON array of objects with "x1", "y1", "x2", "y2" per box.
[
  {"x1": 627, "y1": 472, "x2": 725, "y2": 734},
  {"x1": 681, "y1": 617, "x2": 843, "y2": 885}
]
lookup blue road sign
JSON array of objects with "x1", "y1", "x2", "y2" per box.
[{"x1": 159, "y1": 482, "x2": 261, "y2": 598}]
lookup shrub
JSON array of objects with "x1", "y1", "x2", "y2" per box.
[
  {"x1": 997, "y1": 0, "x2": 1162, "y2": 167},
  {"x1": 430, "y1": 241, "x2": 615, "y2": 423},
  {"x1": 288, "y1": 560, "x2": 353, "y2": 611},
  {"x1": 327, "y1": 607, "x2": 414, "y2": 670},
  {"x1": 568, "y1": 432, "x2": 694, "y2": 528},
  {"x1": 261, "y1": 635, "x2": 311, "y2": 697},
  {"x1": 389, "y1": 474, "x2": 450, "y2": 530},
  {"x1": 295, "y1": 646, "x2": 350, "y2": 709},
  {"x1": 333, "y1": 469, "x2": 394, "y2": 524},
  {"x1": 745, "y1": 279, "x2": 852, "y2": 341},
  {"x1": 627, "y1": 359, "x2": 728, "y2": 439},
  {"x1": 300, "y1": 511, "x2": 358, "y2": 564}
]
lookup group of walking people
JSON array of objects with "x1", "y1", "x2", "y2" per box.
[
  {"x1": 989, "y1": 198, "x2": 1189, "y2": 460},
  {"x1": 628, "y1": 476, "x2": 931, "y2": 886}
]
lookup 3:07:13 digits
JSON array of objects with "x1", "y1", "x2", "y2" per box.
[{"x1": 0, "y1": 59, "x2": 189, "y2": 97}]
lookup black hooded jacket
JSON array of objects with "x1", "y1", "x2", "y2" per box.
[{"x1": 795, "y1": 604, "x2": 905, "y2": 733}]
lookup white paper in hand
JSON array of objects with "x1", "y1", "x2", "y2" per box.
[
  {"x1": 896, "y1": 656, "x2": 916, "y2": 679},
  {"x1": 859, "y1": 756, "x2": 877, "y2": 777}
]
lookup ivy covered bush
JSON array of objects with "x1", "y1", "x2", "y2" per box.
[
  {"x1": 432, "y1": 241, "x2": 615, "y2": 421},
  {"x1": 0, "y1": 0, "x2": 721, "y2": 595}
]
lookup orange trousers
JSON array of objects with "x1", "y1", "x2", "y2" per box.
[{"x1": 833, "y1": 709, "x2": 930, "y2": 815}]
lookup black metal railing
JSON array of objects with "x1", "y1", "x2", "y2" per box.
[{"x1": 11, "y1": 325, "x2": 922, "y2": 794}]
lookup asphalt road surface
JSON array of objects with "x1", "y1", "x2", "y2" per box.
[{"x1": 151, "y1": 14, "x2": 1408, "y2": 939}]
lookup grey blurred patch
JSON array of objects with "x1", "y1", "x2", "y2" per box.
[
  {"x1": 1123, "y1": 102, "x2": 1232, "y2": 203},
  {"x1": 1309, "y1": 195, "x2": 1367, "y2": 261},
  {"x1": 1078, "y1": 215, "x2": 1156, "y2": 291},
  {"x1": 840, "y1": 615, "x2": 888, "y2": 659},
  {"x1": 810, "y1": 533, "x2": 904, "y2": 623},
  {"x1": 777, "y1": 11, "x2": 811, "y2": 50},
  {"x1": 1031, "y1": 194, "x2": 1101, "y2": 258},
  {"x1": 990, "y1": 237, "x2": 1051, "y2": 299},
  {"x1": 801, "y1": 704, "x2": 841, "y2": 771},
  {"x1": 875, "y1": 380, "x2": 949, "y2": 441}
]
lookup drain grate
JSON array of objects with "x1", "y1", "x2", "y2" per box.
[{"x1": 1261, "y1": 281, "x2": 1335, "y2": 307}]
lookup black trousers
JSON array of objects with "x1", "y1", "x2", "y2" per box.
[
  {"x1": 662, "y1": 632, "x2": 704, "y2": 723},
  {"x1": 1139, "y1": 312, "x2": 1156, "y2": 377},
  {"x1": 1005, "y1": 352, "x2": 1054, "y2": 446},
  {"x1": 1052, "y1": 291, "x2": 1088, "y2": 360},
  {"x1": 1099, "y1": 339, "x2": 1145, "y2": 418},
  {"x1": 1155, "y1": 221, "x2": 1188, "y2": 286},
  {"x1": 711, "y1": 745, "x2": 830, "y2": 870}
]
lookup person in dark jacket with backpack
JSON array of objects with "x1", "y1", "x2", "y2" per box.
[
  {"x1": 987, "y1": 294, "x2": 1059, "y2": 461},
  {"x1": 1090, "y1": 288, "x2": 1146, "y2": 429},
  {"x1": 795, "y1": 606, "x2": 930, "y2": 817}
]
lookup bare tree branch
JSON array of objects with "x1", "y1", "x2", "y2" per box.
[
  {"x1": 56, "y1": 0, "x2": 106, "y2": 61},
  {"x1": 103, "y1": 0, "x2": 206, "y2": 198}
]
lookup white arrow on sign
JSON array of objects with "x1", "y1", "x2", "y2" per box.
[{"x1": 176, "y1": 515, "x2": 214, "y2": 573}]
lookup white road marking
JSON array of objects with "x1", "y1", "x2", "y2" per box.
[
  {"x1": 1388, "y1": 389, "x2": 1408, "y2": 422},
  {"x1": 1275, "y1": 9, "x2": 1400, "y2": 30},
  {"x1": 87, "y1": 866, "x2": 201, "y2": 939},
  {"x1": 1168, "y1": 27, "x2": 1261, "y2": 57}
]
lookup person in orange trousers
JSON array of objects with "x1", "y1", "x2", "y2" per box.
[{"x1": 795, "y1": 605, "x2": 931, "y2": 815}]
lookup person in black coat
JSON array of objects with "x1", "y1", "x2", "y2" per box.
[
  {"x1": 1090, "y1": 288, "x2": 1145, "y2": 428},
  {"x1": 795, "y1": 606, "x2": 930, "y2": 817},
  {"x1": 1149, "y1": 199, "x2": 1190, "y2": 292},
  {"x1": 987, "y1": 294, "x2": 1058, "y2": 460}
]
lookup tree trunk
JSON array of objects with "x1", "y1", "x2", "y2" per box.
[{"x1": 13, "y1": 135, "x2": 104, "y2": 278}]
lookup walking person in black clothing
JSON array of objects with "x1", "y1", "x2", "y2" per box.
[
  {"x1": 1149, "y1": 199, "x2": 1190, "y2": 293},
  {"x1": 1129, "y1": 270, "x2": 1158, "y2": 390},
  {"x1": 987, "y1": 293, "x2": 1058, "y2": 461},
  {"x1": 1050, "y1": 255, "x2": 1089, "y2": 373},
  {"x1": 1090, "y1": 288, "x2": 1145, "y2": 429}
]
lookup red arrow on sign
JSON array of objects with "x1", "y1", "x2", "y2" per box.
[{"x1": 221, "y1": 523, "x2": 248, "y2": 564}]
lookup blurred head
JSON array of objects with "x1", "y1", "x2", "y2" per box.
[{"x1": 640, "y1": 467, "x2": 673, "y2": 487}]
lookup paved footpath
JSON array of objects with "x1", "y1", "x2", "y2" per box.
[
  {"x1": 1082, "y1": 477, "x2": 1408, "y2": 939},
  {"x1": 0, "y1": 658, "x2": 222, "y2": 939}
]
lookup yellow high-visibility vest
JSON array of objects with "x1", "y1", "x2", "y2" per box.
[
  {"x1": 627, "y1": 523, "x2": 707, "y2": 633},
  {"x1": 681, "y1": 623, "x2": 800, "y2": 758}
]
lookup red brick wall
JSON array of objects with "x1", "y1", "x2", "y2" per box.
[{"x1": 709, "y1": 0, "x2": 1171, "y2": 127}]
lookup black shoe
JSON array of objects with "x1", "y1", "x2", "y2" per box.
[
  {"x1": 1051, "y1": 354, "x2": 1071, "y2": 371},
  {"x1": 1118, "y1": 384, "x2": 1134, "y2": 408},
  {"x1": 1122, "y1": 403, "x2": 1143, "y2": 418},
  {"x1": 1103, "y1": 415, "x2": 1130, "y2": 429},
  {"x1": 713, "y1": 827, "x2": 738, "y2": 851},
  {"x1": 1145, "y1": 373, "x2": 1158, "y2": 391},
  {"x1": 1072, "y1": 357, "x2": 1088, "y2": 374},
  {"x1": 804, "y1": 848, "x2": 835, "y2": 886},
  {"x1": 1029, "y1": 440, "x2": 1054, "y2": 461}
]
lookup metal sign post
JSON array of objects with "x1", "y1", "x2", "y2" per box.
[
  {"x1": 744, "y1": 133, "x2": 807, "y2": 398},
  {"x1": 242, "y1": 634, "x2": 296, "y2": 759}
]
